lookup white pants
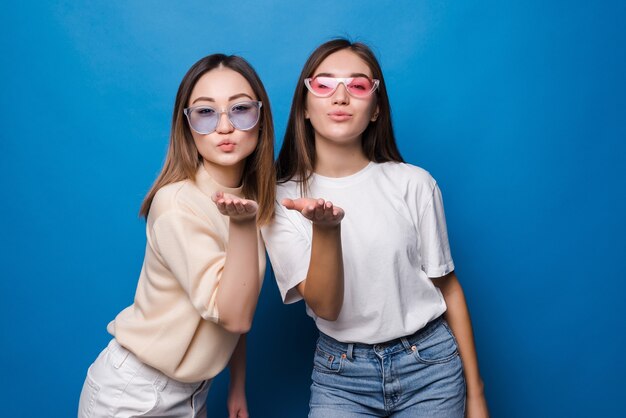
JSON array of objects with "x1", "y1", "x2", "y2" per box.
[{"x1": 78, "y1": 339, "x2": 212, "y2": 418}]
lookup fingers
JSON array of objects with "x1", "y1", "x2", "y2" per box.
[
  {"x1": 314, "y1": 199, "x2": 325, "y2": 218},
  {"x1": 223, "y1": 199, "x2": 251, "y2": 214},
  {"x1": 212, "y1": 192, "x2": 258, "y2": 219},
  {"x1": 281, "y1": 198, "x2": 295, "y2": 210},
  {"x1": 331, "y1": 205, "x2": 345, "y2": 221},
  {"x1": 211, "y1": 191, "x2": 224, "y2": 203},
  {"x1": 295, "y1": 199, "x2": 321, "y2": 219},
  {"x1": 228, "y1": 405, "x2": 248, "y2": 418},
  {"x1": 283, "y1": 197, "x2": 344, "y2": 225},
  {"x1": 319, "y1": 200, "x2": 341, "y2": 221},
  {"x1": 315, "y1": 200, "x2": 344, "y2": 224},
  {"x1": 300, "y1": 200, "x2": 318, "y2": 218},
  {"x1": 282, "y1": 198, "x2": 315, "y2": 212},
  {"x1": 283, "y1": 198, "x2": 324, "y2": 214},
  {"x1": 232, "y1": 199, "x2": 245, "y2": 214}
]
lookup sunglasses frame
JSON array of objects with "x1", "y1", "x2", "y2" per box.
[
  {"x1": 183, "y1": 100, "x2": 262, "y2": 134},
  {"x1": 304, "y1": 76, "x2": 380, "y2": 98}
]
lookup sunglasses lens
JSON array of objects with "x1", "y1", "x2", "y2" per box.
[
  {"x1": 346, "y1": 77, "x2": 375, "y2": 97},
  {"x1": 229, "y1": 102, "x2": 261, "y2": 130},
  {"x1": 308, "y1": 77, "x2": 338, "y2": 96},
  {"x1": 307, "y1": 77, "x2": 377, "y2": 98},
  {"x1": 188, "y1": 107, "x2": 218, "y2": 134},
  {"x1": 186, "y1": 102, "x2": 260, "y2": 134}
]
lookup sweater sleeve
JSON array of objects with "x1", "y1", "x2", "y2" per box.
[{"x1": 151, "y1": 210, "x2": 225, "y2": 323}]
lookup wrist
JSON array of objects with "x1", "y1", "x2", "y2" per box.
[
  {"x1": 312, "y1": 221, "x2": 341, "y2": 232},
  {"x1": 466, "y1": 378, "x2": 485, "y2": 397},
  {"x1": 229, "y1": 215, "x2": 257, "y2": 226},
  {"x1": 229, "y1": 380, "x2": 246, "y2": 393}
]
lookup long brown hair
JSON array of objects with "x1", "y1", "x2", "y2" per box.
[
  {"x1": 140, "y1": 54, "x2": 275, "y2": 225},
  {"x1": 276, "y1": 38, "x2": 403, "y2": 188}
]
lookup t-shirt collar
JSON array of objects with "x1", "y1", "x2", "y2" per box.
[{"x1": 195, "y1": 164, "x2": 244, "y2": 198}]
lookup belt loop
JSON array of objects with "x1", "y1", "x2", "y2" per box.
[
  {"x1": 111, "y1": 341, "x2": 130, "y2": 369},
  {"x1": 346, "y1": 343, "x2": 354, "y2": 360},
  {"x1": 400, "y1": 337, "x2": 413, "y2": 353},
  {"x1": 154, "y1": 375, "x2": 167, "y2": 392}
]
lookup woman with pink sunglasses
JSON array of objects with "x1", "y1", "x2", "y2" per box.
[
  {"x1": 262, "y1": 39, "x2": 489, "y2": 417},
  {"x1": 78, "y1": 54, "x2": 275, "y2": 417}
]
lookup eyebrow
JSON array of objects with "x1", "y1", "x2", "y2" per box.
[
  {"x1": 312, "y1": 72, "x2": 372, "y2": 78},
  {"x1": 191, "y1": 93, "x2": 254, "y2": 105}
]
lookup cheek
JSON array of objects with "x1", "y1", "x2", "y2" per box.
[
  {"x1": 304, "y1": 100, "x2": 313, "y2": 120},
  {"x1": 191, "y1": 132, "x2": 203, "y2": 154},
  {"x1": 241, "y1": 131, "x2": 260, "y2": 155},
  {"x1": 367, "y1": 98, "x2": 378, "y2": 116},
  {"x1": 306, "y1": 102, "x2": 325, "y2": 125},
  {"x1": 249, "y1": 136, "x2": 260, "y2": 152}
]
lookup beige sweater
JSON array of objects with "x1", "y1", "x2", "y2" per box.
[{"x1": 107, "y1": 166, "x2": 265, "y2": 382}]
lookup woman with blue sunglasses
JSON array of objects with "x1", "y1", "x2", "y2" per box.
[
  {"x1": 78, "y1": 54, "x2": 275, "y2": 417},
  {"x1": 262, "y1": 39, "x2": 489, "y2": 417}
]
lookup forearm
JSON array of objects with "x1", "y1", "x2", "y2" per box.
[
  {"x1": 228, "y1": 334, "x2": 247, "y2": 391},
  {"x1": 227, "y1": 335, "x2": 249, "y2": 417},
  {"x1": 435, "y1": 273, "x2": 484, "y2": 396},
  {"x1": 301, "y1": 224, "x2": 344, "y2": 320},
  {"x1": 217, "y1": 219, "x2": 260, "y2": 334}
]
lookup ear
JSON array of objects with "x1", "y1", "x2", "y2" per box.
[
  {"x1": 305, "y1": 107, "x2": 310, "y2": 119},
  {"x1": 370, "y1": 104, "x2": 380, "y2": 122}
]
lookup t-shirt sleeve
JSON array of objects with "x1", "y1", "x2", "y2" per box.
[
  {"x1": 419, "y1": 183, "x2": 455, "y2": 278},
  {"x1": 261, "y1": 203, "x2": 311, "y2": 304},
  {"x1": 150, "y1": 210, "x2": 225, "y2": 322}
]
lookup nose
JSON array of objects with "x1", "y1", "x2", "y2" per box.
[
  {"x1": 215, "y1": 110, "x2": 234, "y2": 134},
  {"x1": 331, "y1": 82, "x2": 350, "y2": 105}
]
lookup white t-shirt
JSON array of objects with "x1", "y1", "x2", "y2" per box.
[{"x1": 262, "y1": 161, "x2": 455, "y2": 344}]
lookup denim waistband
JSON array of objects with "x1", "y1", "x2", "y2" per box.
[{"x1": 317, "y1": 316, "x2": 445, "y2": 359}]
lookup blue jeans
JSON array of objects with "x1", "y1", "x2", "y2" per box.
[{"x1": 309, "y1": 316, "x2": 466, "y2": 417}]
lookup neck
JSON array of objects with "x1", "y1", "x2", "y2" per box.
[
  {"x1": 313, "y1": 135, "x2": 370, "y2": 177},
  {"x1": 202, "y1": 160, "x2": 243, "y2": 188}
]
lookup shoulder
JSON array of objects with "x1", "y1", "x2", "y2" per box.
[
  {"x1": 375, "y1": 161, "x2": 437, "y2": 188},
  {"x1": 275, "y1": 178, "x2": 301, "y2": 201},
  {"x1": 148, "y1": 179, "x2": 200, "y2": 222}
]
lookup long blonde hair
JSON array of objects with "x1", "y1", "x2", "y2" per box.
[{"x1": 140, "y1": 54, "x2": 275, "y2": 225}]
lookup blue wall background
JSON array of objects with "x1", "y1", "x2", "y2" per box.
[{"x1": 2, "y1": 1, "x2": 625, "y2": 417}]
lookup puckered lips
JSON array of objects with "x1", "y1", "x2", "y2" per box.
[
  {"x1": 328, "y1": 110, "x2": 352, "y2": 122},
  {"x1": 217, "y1": 140, "x2": 236, "y2": 152}
]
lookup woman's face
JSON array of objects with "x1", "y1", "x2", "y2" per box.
[
  {"x1": 187, "y1": 67, "x2": 260, "y2": 185},
  {"x1": 305, "y1": 49, "x2": 379, "y2": 147}
]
